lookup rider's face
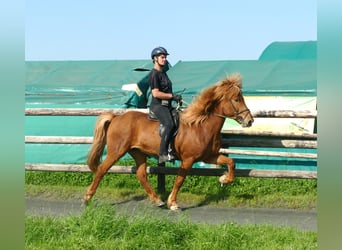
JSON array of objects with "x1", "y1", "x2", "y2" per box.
[{"x1": 156, "y1": 54, "x2": 167, "y2": 65}]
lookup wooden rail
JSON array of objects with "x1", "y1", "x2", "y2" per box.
[
  {"x1": 25, "y1": 108, "x2": 317, "y2": 182},
  {"x1": 25, "y1": 108, "x2": 317, "y2": 118},
  {"x1": 25, "y1": 164, "x2": 317, "y2": 179},
  {"x1": 25, "y1": 136, "x2": 317, "y2": 159}
]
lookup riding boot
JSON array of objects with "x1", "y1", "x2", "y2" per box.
[{"x1": 158, "y1": 130, "x2": 173, "y2": 164}]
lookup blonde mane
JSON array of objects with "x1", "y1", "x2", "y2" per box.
[{"x1": 181, "y1": 73, "x2": 242, "y2": 126}]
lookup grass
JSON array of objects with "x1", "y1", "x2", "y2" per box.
[
  {"x1": 25, "y1": 203, "x2": 317, "y2": 250},
  {"x1": 25, "y1": 171, "x2": 317, "y2": 209}
]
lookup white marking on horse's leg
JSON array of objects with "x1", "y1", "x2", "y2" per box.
[
  {"x1": 170, "y1": 205, "x2": 180, "y2": 211},
  {"x1": 219, "y1": 174, "x2": 227, "y2": 185}
]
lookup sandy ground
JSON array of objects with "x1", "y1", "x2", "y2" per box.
[{"x1": 25, "y1": 197, "x2": 317, "y2": 232}]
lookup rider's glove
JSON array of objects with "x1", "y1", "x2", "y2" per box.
[{"x1": 172, "y1": 94, "x2": 182, "y2": 103}]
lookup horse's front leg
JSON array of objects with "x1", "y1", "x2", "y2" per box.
[
  {"x1": 205, "y1": 154, "x2": 236, "y2": 186},
  {"x1": 167, "y1": 160, "x2": 193, "y2": 210}
]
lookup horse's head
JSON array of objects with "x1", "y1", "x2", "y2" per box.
[
  {"x1": 217, "y1": 75, "x2": 254, "y2": 128},
  {"x1": 181, "y1": 73, "x2": 254, "y2": 127}
]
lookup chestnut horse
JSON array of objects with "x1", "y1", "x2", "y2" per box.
[{"x1": 84, "y1": 73, "x2": 253, "y2": 210}]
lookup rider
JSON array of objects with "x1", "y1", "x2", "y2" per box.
[{"x1": 148, "y1": 46, "x2": 182, "y2": 164}]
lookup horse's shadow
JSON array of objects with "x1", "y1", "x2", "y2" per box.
[
  {"x1": 107, "y1": 187, "x2": 255, "y2": 211},
  {"x1": 110, "y1": 195, "x2": 146, "y2": 206},
  {"x1": 160, "y1": 187, "x2": 255, "y2": 211}
]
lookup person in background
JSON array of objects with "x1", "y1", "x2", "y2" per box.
[{"x1": 148, "y1": 46, "x2": 182, "y2": 164}]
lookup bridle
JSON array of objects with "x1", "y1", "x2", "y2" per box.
[
  {"x1": 214, "y1": 99, "x2": 251, "y2": 123},
  {"x1": 178, "y1": 96, "x2": 251, "y2": 124}
]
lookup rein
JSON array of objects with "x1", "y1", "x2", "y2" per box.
[{"x1": 177, "y1": 98, "x2": 250, "y2": 121}]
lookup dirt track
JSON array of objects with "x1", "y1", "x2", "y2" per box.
[{"x1": 25, "y1": 197, "x2": 317, "y2": 232}]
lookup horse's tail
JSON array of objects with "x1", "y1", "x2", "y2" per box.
[{"x1": 87, "y1": 112, "x2": 116, "y2": 173}]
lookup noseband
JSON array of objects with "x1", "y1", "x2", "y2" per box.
[{"x1": 214, "y1": 99, "x2": 251, "y2": 123}]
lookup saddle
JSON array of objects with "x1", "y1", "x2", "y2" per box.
[{"x1": 148, "y1": 108, "x2": 180, "y2": 137}]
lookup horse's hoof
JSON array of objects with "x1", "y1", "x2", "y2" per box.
[
  {"x1": 83, "y1": 197, "x2": 90, "y2": 205},
  {"x1": 83, "y1": 194, "x2": 92, "y2": 206},
  {"x1": 219, "y1": 175, "x2": 226, "y2": 185},
  {"x1": 156, "y1": 201, "x2": 165, "y2": 207},
  {"x1": 82, "y1": 200, "x2": 88, "y2": 207},
  {"x1": 170, "y1": 205, "x2": 180, "y2": 211}
]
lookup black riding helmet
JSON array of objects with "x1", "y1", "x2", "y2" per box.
[{"x1": 151, "y1": 46, "x2": 169, "y2": 59}]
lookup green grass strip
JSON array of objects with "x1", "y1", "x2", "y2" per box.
[
  {"x1": 26, "y1": 172, "x2": 317, "y2": 209},
  {"x1": 25, "y1": 203, "x2": 317, "y2": 250}
]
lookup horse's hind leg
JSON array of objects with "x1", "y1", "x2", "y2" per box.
[
  {"x1": 129, "y1": 149, "x2": 165, "y2": 207},
  {"x1": 83, "y1": 151, "x2": 122, "y2": 204}
]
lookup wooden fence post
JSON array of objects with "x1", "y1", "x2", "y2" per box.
[{"x1": 157, "y1": 163, "x2": 166, "y2": 193}]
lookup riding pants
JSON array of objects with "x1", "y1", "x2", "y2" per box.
[{"x1": 150, "y1": 104, "x2": 176, "y2": 156}]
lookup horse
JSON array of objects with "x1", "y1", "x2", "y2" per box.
[{"x1": 84, "y1": 73, "x2": 254, "y2": 210}]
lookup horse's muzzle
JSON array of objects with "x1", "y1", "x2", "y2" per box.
[{"x1": 241, "y1": 117, "x2": 254, "y2": 128}]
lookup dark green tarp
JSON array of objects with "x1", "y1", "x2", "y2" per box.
[
  {"x1": 26, "y1": 60, "x2": 154, "y2": 106},
  {"x1": 26, "y1": 42, "x2": 317, "y2": 107},
  {"x1": 259, "y1": 41, "x2": 317, "y2": 60},
  {"x1": 166, "y1": 59, "x2": 316, "y2": 103}
]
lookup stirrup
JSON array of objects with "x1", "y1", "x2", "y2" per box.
[
  {"x1": 158, "y1": 154, "x2": 175, "y2": 164},
  {"x1": 158, "y1": 155, "x2": 169, "y2": 164},
  {"x1": 168, "y1": 153, "x2": 175, "y2": 162}
]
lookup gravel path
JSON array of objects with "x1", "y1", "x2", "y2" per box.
[{"x1": 25, "y1": 197, "x2": 317, "y2": 232}]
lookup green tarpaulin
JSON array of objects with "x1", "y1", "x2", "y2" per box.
[
  {"x1": 26, "y1": 60, "x2": 154, "y2": 106},
  {"x1": 259, "y1": 41, "x2": 317, "y2": 60}
]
